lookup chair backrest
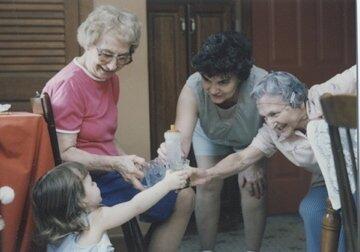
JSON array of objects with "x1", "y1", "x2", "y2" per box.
[
  {"x1": 320, "y1": 93, "x2": 357, "y2": 252},
  {"x1": 31, "y1": 92, "x2": 62, "y2": 166}
]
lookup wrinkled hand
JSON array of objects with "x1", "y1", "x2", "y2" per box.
[
  {"x1": 113, "y1": 155, "x2": 146, "y2": 190},
  {"x1": 239, "y1": 165, "x2": 266, "y2": 199},
  {"x1": 278, "y1": 124, "x2": 295, "y2": 140},
  {"x1": 186, "y1": 167, "x2": 210, "y2": 186}
]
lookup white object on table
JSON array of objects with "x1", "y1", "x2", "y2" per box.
[
  {"x1": 0, "y1": 104, "x2": 11, "y2": 113},
  {"x1": 0, "y1": 186, "x2": 15, "y2": 231},
  {"x1": 0, "y1": 186, "x2": 15, "y2": 205}
]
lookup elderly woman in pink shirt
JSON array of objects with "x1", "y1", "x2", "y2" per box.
[
  {"x1": 42, "y1": 5, "x2": 194, "y2": 252},
  {"x1": 191, "y1": 65, "x2": 356, "y2": 252}
]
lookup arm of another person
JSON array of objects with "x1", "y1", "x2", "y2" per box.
[
  {"x1": 58, "y1": 133, "x2": 144, "y2": 185},
  {"x1": 207, "y1": 146, "x2": 265, "y2": 180},
  {"x1": 158, "y1": 85, "x2": 198, "y2": 159},
  {"x1": 308, "y1": 65, "x2": 357, "y2": 119},
  {"x1": 314, "y1": 65, "x2": 357, "y2": 94},
  {"x1": 191, "y1": 145, "x2": 266, "y2": 185},
  {"x1": 191, "y1": 124, "x2": 277, "y2": 185}
]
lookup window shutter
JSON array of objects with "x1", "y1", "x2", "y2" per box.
[{"x1": 0, "y1": 0, "x2": 89, "y2": 111}]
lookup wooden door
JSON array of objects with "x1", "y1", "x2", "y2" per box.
[
  {"x1": 190, "y1": 2, "x2": 237, "y2": 228},
  {"x1": 0, "y1": 0, "x2": 92, "y2": 111},
  {"x1": 189, "y1": 3, "x2": 234, "y2": 73},
  {"x1": 147, "y1": 3, "x2": 188, "y2": 158},
  {"x1": 147, "y1": 0, "x2": 237, "y2": 230},
  {"x1": 147, "y1": 1, "x2": 234, "y2": 157},
  {"x1": 250, "y1": 0, "x2": 356, "y2": 214}
]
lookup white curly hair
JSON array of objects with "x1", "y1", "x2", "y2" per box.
[{"x1": 77, "y1": 5, "x2": 141, "y2": 51}]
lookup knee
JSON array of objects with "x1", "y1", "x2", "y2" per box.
[
  {"x1": 299, "y1": 198, "x2": 323, "y2": 223},
  {"x1": 299, "y1": 198, "x2": 310, "y2": 219},
  {"x1": 175, "y1": 188, "x2": 195, "y2": 215},
  {"x1": 197, "y1": 179, "x2": 222, "y2": 195}
]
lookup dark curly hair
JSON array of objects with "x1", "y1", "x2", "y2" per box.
[{"x1": 191, "y1": 31, "x2": 254, "y2": 82}]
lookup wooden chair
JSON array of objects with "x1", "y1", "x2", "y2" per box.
[
  {"x1": 321, "y1": 199, "x2": 341, "y2": 252},
  {"x1": 320, "y1": 93, "x2": 358, "y2": 252},
  {"x1": 31, "y1": 92, "x2": 145, "y2": 252}
]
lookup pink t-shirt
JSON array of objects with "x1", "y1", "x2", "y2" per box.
[{"x1": 43, "y1": 59, "x2": 120, "y2": 156}]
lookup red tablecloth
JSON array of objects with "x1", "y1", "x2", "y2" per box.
[{"x1": 0, "y1": 112, "x2": 54, "y2": 252}]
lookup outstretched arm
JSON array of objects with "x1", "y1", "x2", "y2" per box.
[
  {"x1": 95, "y1": 170, "x2": 190, "y2": 231},
  {"x1": 191, "y1": 146, "x2": 266, "y2": 185}
]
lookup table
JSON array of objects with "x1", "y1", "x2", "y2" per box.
[{"x1": 0, "y1": 112, "x2": 54, "y2": 252}]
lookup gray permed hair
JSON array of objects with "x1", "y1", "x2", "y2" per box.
[
  {"x1": 77, "y1": 5, "x2": 141, "y2": 51},
  {"x1": 251, "y1": 71, "x2": 308, "y2": 108}
]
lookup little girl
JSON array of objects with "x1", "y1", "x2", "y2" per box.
[{"x1": 32, "y1": 161, "x2": 190, "y2": 251}]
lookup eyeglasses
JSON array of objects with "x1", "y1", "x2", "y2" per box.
[{"x1": 96, "y1": 47, "x2": 133, "y2": 65}]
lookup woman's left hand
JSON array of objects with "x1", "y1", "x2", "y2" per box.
[
  {"x1": 112, "y1": 155, "x2": 146, "y2": 190},
  {"x1": 239, "y1": 165, "x2": 266, "y2": 199}
]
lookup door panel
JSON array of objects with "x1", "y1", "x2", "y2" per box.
[
  {"x1": 191, "y1": 3, "x2": 233, "y2": 59},
  {"x1": 147, "y1": 1, "x2": 238, "y2": 230},
  {"x1": 251, "y1": 0, "x2": 356, "y2": 214},
  {"x1": 147, "y1": 3, "x2": 188, "y2": 157},
  {"x1": 148, "y1": 2, "x2": 234, "y2": 158}
]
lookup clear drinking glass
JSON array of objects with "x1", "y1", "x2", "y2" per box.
[
  {"x1": 142, "y1": 158, "x2": 167, "y2": 188},
  {"x1": 169, "y1": 158, "x2": 190, "y2": 171},
  {"x1": 142, "y1": 158, "x2": 190, "y2": 188}
]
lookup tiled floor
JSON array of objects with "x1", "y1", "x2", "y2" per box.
[{"x1": 180, "y1": 214, "x2": 306, "y2": 252}]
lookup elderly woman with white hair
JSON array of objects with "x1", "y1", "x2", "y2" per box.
[
  {"x1": 191, "y1": 66, "x2": 356, "y2": 252},
  {"x1": 42, "y1": 5, "x2": 194, "y2": 252}
]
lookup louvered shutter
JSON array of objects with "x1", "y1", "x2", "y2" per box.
[{"x1": 0, "y1": 0, "x2": 85, "y2": 111}]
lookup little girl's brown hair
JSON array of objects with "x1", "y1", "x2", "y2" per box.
[{"x1": 32, "y1": 162, "x2": 90, "y2": 244}]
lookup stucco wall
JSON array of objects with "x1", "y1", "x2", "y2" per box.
[
  {"x1": 95, "y1": 0, "x2": 150, "y2": 160},
  {"x1": 93, "y1": 0, "x2": 151, "y2": 238}
]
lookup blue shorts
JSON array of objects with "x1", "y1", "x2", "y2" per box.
[
  {"x1": 91, "y1": 171, "x2": 177, "y2": 223},
  {"x1": 192, "y1": 121, "x2": 245, "y2": 156}
]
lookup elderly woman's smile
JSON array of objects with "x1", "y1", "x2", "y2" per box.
[
  {"x1": 82, "y1": 33, "x2": 132, "y2": 80},
  {"x1": 257, "y1": 94, "x2": 307, "y2": 136}
]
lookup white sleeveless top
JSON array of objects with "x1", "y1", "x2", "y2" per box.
[
  {"x1": 186, "y1": 65, "x2": 268, "y2": 148},
  {"x1": 47, "y1": 233, "x2": 114, "y2": 252}
]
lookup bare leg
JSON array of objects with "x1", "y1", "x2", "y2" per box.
[
  {"x1": 195, "y1": 155, "x2": 225, "y2": 250},
  {"x1": 238, "y1": 162, "x2": 267, "y2": 252},
  {"x1": 148, "y1": 187, "x2": 195, "y2": 252}
]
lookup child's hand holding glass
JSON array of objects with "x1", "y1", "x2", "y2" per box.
[
  {"x1": 161, "y1": 170, "x2": 190, "y2": 191},
  {"x1": 142, "y1": 158, "x2": 190, "y2": 188}
]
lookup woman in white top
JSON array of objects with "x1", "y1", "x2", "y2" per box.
[
  {"x1": 191, "y1": 67, "x2": 356, "y2": 252},
  {"x1": 32, "y1": 162, "x2": 191, "y2": 252}
]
